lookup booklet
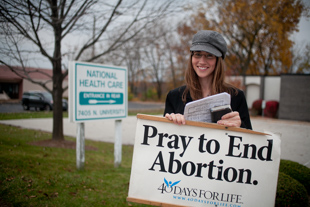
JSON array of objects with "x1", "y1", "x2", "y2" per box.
[
  {"x1": 210, "y1": 104, "x2": 232, "y2": 123},
  {"x1": 184, "y1": 92, "x2": 231, "y2": 123}
]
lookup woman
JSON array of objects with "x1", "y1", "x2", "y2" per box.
[{"x1": 164, "y1": 30, "x2": 252, "y2": 129}]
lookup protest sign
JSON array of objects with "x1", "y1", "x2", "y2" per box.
[{"x1": 127, "y1": 114, "x2": 281, "y2": 207}]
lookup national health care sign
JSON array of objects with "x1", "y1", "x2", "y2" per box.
[
  {"x1": 127, "y1": 114, "x2": 281, "y2": 207},
  {"x1": 69, "y1": 61, "x2": 127, "y2": 122}
]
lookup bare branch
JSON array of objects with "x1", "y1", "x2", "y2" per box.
[{"x1": 74, "y1": 0, "x2": 122, "y2": 60}]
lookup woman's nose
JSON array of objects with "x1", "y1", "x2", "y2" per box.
[{"x1": 199, "y1": 55, "x2": 208, "y2": 63}]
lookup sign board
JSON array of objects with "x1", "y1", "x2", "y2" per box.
[
  {"x1": 69, "y1": 61, "x2": 127, "y2": 122},
  {"x1": 127, "y1": 114, "x2": 281, "y2": 207}
]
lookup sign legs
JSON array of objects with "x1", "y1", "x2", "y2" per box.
[
  {"x1": 75, "y1": 120, "x2": 123, "y2": 169},
  {"x1": 76, "y1": 122, "x2": 85, "y2": 170},
  {"x1": 114, "y1": 119, "x2": 122, "y2": 167}
]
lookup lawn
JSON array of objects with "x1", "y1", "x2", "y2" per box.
[
  {"x1": 0, "y1": 111, "x2": 157, "y2": 206},
  {"x1": 0, "y1": 109, "x2": 164, "y2": 120}
]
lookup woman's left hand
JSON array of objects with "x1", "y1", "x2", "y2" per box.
[{"x1": 217, "y1": 111, "x2": 241, "y2": 127}]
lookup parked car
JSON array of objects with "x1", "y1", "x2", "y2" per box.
[{"x1": 22, "y1": 91, "x2": 68, "y2": 111}]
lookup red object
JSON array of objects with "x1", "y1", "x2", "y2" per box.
[
  {"x1": 252, "y1": 99, "x2": 263, "y2": 115},
  {"x1": 264, "y1": 101, "x2": 279, "y2": 118}
]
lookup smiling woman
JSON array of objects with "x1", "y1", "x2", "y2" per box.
[{"x1": 164, "y1": 30, "x2": 252, "y2": 130}]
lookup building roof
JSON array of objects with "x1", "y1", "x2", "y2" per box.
[{"x1": 0, "y1": 65, "x2": 67, "y2": 82}]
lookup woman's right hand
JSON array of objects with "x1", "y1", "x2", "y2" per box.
[{"x1": 165, "y1": 113, "x2": 186, "y2": 125}]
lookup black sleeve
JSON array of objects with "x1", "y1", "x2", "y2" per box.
[
  {"x1": 164, "y1": 90, "x2": 175, "y2": 115},
  {"x1": 163, "y1": 86, "x2": 187, "y2": 116},
  {"x1": 231, "y1": 90, "x2": 252, "y2": 130}
]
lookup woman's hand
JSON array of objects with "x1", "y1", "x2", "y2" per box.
[
  {"x1": 217, "y1": 111, "x2": 241, "y2": 127},
  {"x1": 165, "y1": 113, "x2": 186, "y2": 125}
]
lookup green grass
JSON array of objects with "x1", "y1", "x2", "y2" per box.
[
  {"x1": 0, "y1": 110, "x2": 163, "y2": 120},
  {"x1": 0, "y1": 124, "x2": 150, "y2": 206},
  {"x1": 0, "y1": 109, "x2": 161, "y2": 206},
  {"x1": 0, "y1": 111, "x2": 67, "y2": 120}
]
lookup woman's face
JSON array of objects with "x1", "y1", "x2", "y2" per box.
[{"x1": 191, "y1": 51, "x2": 217, "y2": 80}]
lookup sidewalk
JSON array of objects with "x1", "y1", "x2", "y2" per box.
[{"x1": 0, "y1": 116, "x2": 309, "y2": 168}]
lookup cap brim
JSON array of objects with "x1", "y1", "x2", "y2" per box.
[{"x1": 190, "y1": 43, "x2": 222, "y2": 57}]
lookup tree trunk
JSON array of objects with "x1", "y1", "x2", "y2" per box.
[
  {"x1": 51, "y1": 3, "x2": 64, "y2": 141},
  {"x1": 52, "y1": 55, "x2": 64, "y2": 140},
  {"x1": 52, "y1": 71, "x2": 64, "y2": 141}
]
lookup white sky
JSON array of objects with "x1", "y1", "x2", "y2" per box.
[
  {"x1": 38, "y1": 15, "x2": 310, "y2": 69},
  {"x1": 292, "y1": 0, "x2": 310, "y2": 45},
  {"x1": 1, "y1": 0, "x2": 309, "y2": 70},
  {"x1": 291, "y1": 16, "x2": 310, "y2": 46}
]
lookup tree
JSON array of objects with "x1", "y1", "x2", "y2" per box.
[
  {"x1": 142, "y1": 27, "x2": 167, "y2": 100},
  {"x1": 163, "y1": 23, "x2": 193, "y2": 89},
  {"x1": 0, "y1": 0, "x2": 178, "y2": 140},
  {"x1": 105, "y1": 18, "x2": 187, "y2": 100},
  {"x1": 102, "y1": 27, "x2": 144, "y2": 98},
  {"x1": 185, "y1": 0, "x2": 307, "y2": 76},
  {"x1": 295, "y1": 43, "x2": 310, "y2": 73}
]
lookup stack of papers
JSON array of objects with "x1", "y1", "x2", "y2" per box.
[{"x1": 184, "y1": 92, "x2": 231, "y2": 123}]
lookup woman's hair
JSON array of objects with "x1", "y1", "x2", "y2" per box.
[{"x1": 182, "y1": 52, "x2": 238, "y2": 102}]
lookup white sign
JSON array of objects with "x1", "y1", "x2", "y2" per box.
[
  {"x1": 127, "y1": 115, "x2": 281, "y2": 207},
  {"x1": 69, "y1": 61, "x2": 127, "y2": 122}
]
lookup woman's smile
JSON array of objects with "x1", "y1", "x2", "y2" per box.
[
  {"x1": 197, "y1": 66, "x2": 209, "y2": 70},
  {"x1": 192, "y1": 51, "x2": 217, "y2": 78}
]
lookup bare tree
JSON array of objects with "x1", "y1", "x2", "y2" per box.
[
  {"x1": 0, "y1": 0, "x2": 179, "y2": 141},
  {"x1": 101, "y1": 18, "x2": 185, "y2": 100},
  {"x1": 296, "y1": 43, "x2": 310, "y2": 73},
  {"x1": 141, "y1": 22, "x2": 172, "y2": 100},
  {"x1": 289, "y1": 42, "x2": 310, "y2": 74},
  {"x1": 104, "y1": 32, "x2": 144, "y2": 98}
]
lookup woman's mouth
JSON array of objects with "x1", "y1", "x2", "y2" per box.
[{"x1": 197, "y1": 66, "x2": 208, "y2": 70}]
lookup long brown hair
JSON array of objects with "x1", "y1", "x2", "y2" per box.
[{"x1": 182, "y1": 52, "x2": 237, "y2": 102}]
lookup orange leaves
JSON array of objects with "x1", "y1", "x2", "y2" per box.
[{"x1": 185, "y1": 0, "x2": 306, "y2": 75}]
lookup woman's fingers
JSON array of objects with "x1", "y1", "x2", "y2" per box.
[
  {"x1": 165, "y1": 113, "x2": 186, "y2": 125},
  {"x1": 217, "y1": 111, "x2": 241, "y2": 127}
]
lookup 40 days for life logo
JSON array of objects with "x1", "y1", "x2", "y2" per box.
[{"x1": 158, "y1": 178, "x2": 243, "y2": 206}]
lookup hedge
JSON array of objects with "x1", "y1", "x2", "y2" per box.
[
  {"x1": 279, "y1": 159, "x2": 310, "y2": 194},
  {"x1": 276, "y1": 172, "x2": 308, "y2": 206}
]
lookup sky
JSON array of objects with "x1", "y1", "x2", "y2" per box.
[
  {"x1": 292, "y1": 0, "x2": 310, "y2": 45},
  {"x1": 31, "y1": 15, "x2": 310, "y2": 69},
  {"x1": 1, "y1": 1, "x2": 309, "y2": 70},
  {"x1": 291, "y1": 16, "x2": 310, "y2": 46}
]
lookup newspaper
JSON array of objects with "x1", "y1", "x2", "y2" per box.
[{"x1": 184, "y1": 92, "x2": 231, "y2": 123}]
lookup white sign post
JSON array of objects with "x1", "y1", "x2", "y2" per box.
[
  {"x1": 127, "y1": 114, "x2": 281, "y2": 207},
  {"x1": 69, "y1": 61, "x2": 127, "y2": 169},
  {"x1": 76, "y1": 122, "x2": 85, "y2": 170}
]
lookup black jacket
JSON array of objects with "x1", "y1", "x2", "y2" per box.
[{"x1": 164, "y1": 85, "x2": 252, "y2": 130}]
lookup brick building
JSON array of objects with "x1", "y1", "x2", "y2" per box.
[{"x1": 0, "y1": 65, "x2": 68, "y2": 100}]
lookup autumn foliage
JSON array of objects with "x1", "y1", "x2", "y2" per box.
[{"x1": 179, "y1": 0, "x2": 307, "y2": 76}]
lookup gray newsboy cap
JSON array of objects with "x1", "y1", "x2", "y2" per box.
[{"x1": 190, "y1": 30, "x2": 227, "y2": 59}]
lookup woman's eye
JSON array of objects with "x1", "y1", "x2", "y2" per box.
[{"x1": 194, "y1": 53, "x2": 202, "y2": 58}]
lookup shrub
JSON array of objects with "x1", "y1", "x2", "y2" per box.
[
  {"x1": 275, "y1": 172, "x2": 309, "y2": 207},
  {"x1": 251, "y1": 99, "x2": 263, "y2": 116},
  {"x1": 279, "y1": 159, "x2": 310, "y2": 194},
  {"x1": 145, "y1": 88, "x2": 158, "y2": 101},
  {"x1": 264, "y1": 101, "x2": 279, "y2": 118}
]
